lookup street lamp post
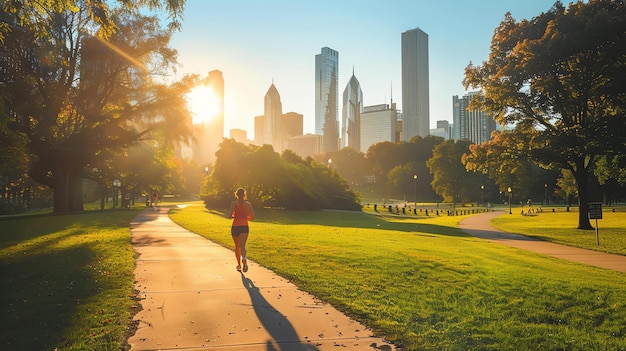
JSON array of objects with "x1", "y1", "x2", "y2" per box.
[
  {"x1": 413, "y1": 175, "x2": 418, "y2": 209},
  {"x1": 544, "y1": 183, "x2": 548, "y2": 205},
  {"x1": 508, "y1": 187, "x2": 512, "y2": 214},
  {"x1": 481, "y1": 185, "x2": 484, "y2": 205},
  {"x1": 112, "y1": 179, "x2": 121, "y2": 209}
]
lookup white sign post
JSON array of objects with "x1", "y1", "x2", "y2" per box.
[{"x1": 588, "y1": 202, "x2": 602, "y2": 245}]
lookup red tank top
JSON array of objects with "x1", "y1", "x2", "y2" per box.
[{"x1": 232, "y1": 202, "x2": 250, "y2": 226}]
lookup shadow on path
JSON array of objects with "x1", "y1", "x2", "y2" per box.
[{"x1": 241, "y1": 274, "x2": 320, "y2": 351}]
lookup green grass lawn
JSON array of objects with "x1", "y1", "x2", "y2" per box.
[
  {"x1": 491, "y1": 208, "x2": 626, "y2": 255},
  {"x1": 170, "y1": 203, "x2": 626, "y2": 351},
  {"x1": 2, "y1": 201, "x2": 625, "y2": 351},
  {"x1": 0, "y1": 210, "x2": 140, "y2": 350}
]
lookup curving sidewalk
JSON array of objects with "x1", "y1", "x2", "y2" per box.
[
  {"x1": 126, "y1": 205, "x2": 396, "y2": 351},
  {"x1": 459, "y1": 211, "x2": 626, "y2": 273}
]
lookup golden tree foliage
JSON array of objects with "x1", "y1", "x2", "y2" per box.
[{"x1": 463, "y1": 0, "x2": 626, "y2": 229}]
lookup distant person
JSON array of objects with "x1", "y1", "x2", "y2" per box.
[
  {"x1": 527, "y1": 198, "x2": 532, "y2": 207},
  {"x1": 228, "y1": 188, "x2": 255, "y2": 272},
  {"x1": 151, "y1": 192, "x2": 158, "y2": 209}
]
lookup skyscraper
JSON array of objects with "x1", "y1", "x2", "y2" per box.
[
  {"x1": 282, "y1": 112, "x2": 303, "y2": 142},
  {"x1": 193, "y1": 69, "x2": 224, "y2": 165},
  {"x1": 315, "y1": 47, "x2": 339, "y2": 152},
  {"x1": 401, "y1": 28, "x2": 430, "y2": 141},
  {"x1": 342, "y1": 71, "x2": 363, "y2": 151},
  {"x1": 254, "y1": 115, "x2": 265, "y2": 145},
  {"x1": 452, "y1": 92, "x2": 496, "y2": 144},
  {"x1": 264, "y1": 83, "x2": 283, "y2": 151},
  {"x1": 207, "y1": 70, "x2": 224, "y2": 137},
  {"x1": 430, "y1": 120, "x2": 451, "y2": 140},
  {"x1": 360, "y1": 103, "x2": 397, "y2": 153}
]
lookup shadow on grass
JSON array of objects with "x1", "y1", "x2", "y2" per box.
[
  {"x1": 0, "y1": 209, "x2": 143, "y2": 250},
  {"x1": 0, "y1": 244, "x2": 99, "y2": 350},
  {"x1": 207, "y1": 206, "x2": 470, "y2": 238},
  {"x1": 0, "y1": 210, "x2": 140, "y2": 350}
]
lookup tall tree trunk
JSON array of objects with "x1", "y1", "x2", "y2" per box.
[
  {"x1": 574, "y1": 162, "x2": 593, "y2": 230},
  {"x1": 52, "y1": 161, "x2": 84, "y2": 213}
]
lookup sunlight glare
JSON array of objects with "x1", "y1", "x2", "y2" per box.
[{"x1": 188, "y1": 86, "x2": 221, "y2": 124}]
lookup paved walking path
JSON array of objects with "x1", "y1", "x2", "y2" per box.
[
  {"x1": 126, "y1": 206, "x2": 396, "y2": 351},
  {"x1": 459, "y1": 211, "x2": 626, "y2": 273}
]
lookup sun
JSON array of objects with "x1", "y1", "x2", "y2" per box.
[{"x1": 187, "y1": 85, "x2": 221, "y2": 124}]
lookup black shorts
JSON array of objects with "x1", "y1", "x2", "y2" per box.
[{"x1": 231, "y1": 226, "x2": 249, "y2": 237}]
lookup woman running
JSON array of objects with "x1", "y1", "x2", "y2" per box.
[{"x1": 228, "y1": 188, "x2": 255, "y2": 272}]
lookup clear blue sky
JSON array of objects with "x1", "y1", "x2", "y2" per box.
[{"x1": 169, "y1": 0, "x2": 559, "y2": 138}]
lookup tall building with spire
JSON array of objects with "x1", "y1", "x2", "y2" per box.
[
  {"x1": 401, "y1": 28, "x2": 430, "y2": 141},
  {"x1": 315, "y1": 47, "x2": 339, "y2": 152},
  {"x1": 255, "y1": 83, "x2": 304, "y2": 153},
  {"x1": 264, "y1": 83, "x2": 283, "y2": 151},
  {"x1": 342, "y1": 70, "x2": 363, "y2": 151}
]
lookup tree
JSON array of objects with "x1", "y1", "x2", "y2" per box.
[
  {"x1": 556, "y1": 168, "x2": 578, "y2": 209},
  {"x1": 594, "y1": 155, "x2": 626, "y2": 205},
  {"x1": 407, "y1": 135, "x2": 444, "y2": 201},
  {"x1": 1, "y1": 1, "x2": 194, "y2": 213},
  {"x1": 386, "y1": 163, "x2": 416, "y2": 202},
  {"x1": 363, "y1": 137, "x2": 445, "y2": 201},
  {"x1": 463, "y1": 131, "x2": 535, "y2": 201},
  {"x1": 427, "y1": 140, "x2": 482, "y2": 204},
  {"x1": 463, "y1": 0, "x2": 626, "y2": 229},
  {"x1": 310, "y1": 159, "x2": 360, "y2": 210},
  {"x1": 595, "y1": 155, "x2": 626, "y2": 187},
  {"x1": 116, "y1": 143, "x2": 182, "y2": 195},
  {"x1": 364, "y1": 141, "x2": 403, "y2": 193},
  {"x1": 204, "y1": 139, "x2": 360, "y2": 210},
  {"x1": 1, "y1": 0, "x2": 185, "y2": 41},
  {"x1": 317, "y1": 147, "x2": 368, "y2": 188}
]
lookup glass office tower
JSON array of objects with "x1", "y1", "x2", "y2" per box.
[
  {"x1": 401, "y1": 28, "x2": 430, "y2": 141},
  {"x1": 342, "y1": 72, "x2": 363, "y2": 151},
  {"x1": 452, "y1": 92, "x2": 496, "y2": 144},
  {"x1": 315, "y1": 47, "x2": 339, "y2": 151}
]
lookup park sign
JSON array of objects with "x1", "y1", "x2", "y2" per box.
[
  {"x1": 588, "y1": 202, "x2": 602, "y2": 220},
  {"x1": 588, "y1": 202, "x2": 602, "y2": 245}
]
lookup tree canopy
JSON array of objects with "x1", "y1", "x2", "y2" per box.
[
  {"x1": 463, "y1": 0, "x2": 626, "y2": 229},
  {"x1": 203, "y1": 139, "x2": 360, "y2": 211},
  {"x1": 463, "y1": 131, "x2": 536, "y2": 202},
  {"x1": 427, "y1": 140, "x2": 483, "y2": 204},
  {"x1": 1, "y1": 0, "x2": 194, "y2": 213},
  {"x1": 1, "y1": 0, "x2": 185, "y2": 41},
  {"x1": 364, "y1": 136, "x2": 443, "y2": 201}
]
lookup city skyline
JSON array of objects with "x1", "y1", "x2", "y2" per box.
[{"x1": 170, "y1": 0, "x2": 558, "y2": 138}]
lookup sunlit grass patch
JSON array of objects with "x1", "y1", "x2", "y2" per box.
[
  {"x1": 170, "y1": 203, "x2": 626, "y2": 351},
  {"x1": 0, "y1": 210, "x2": 139, "y2": 350}
]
